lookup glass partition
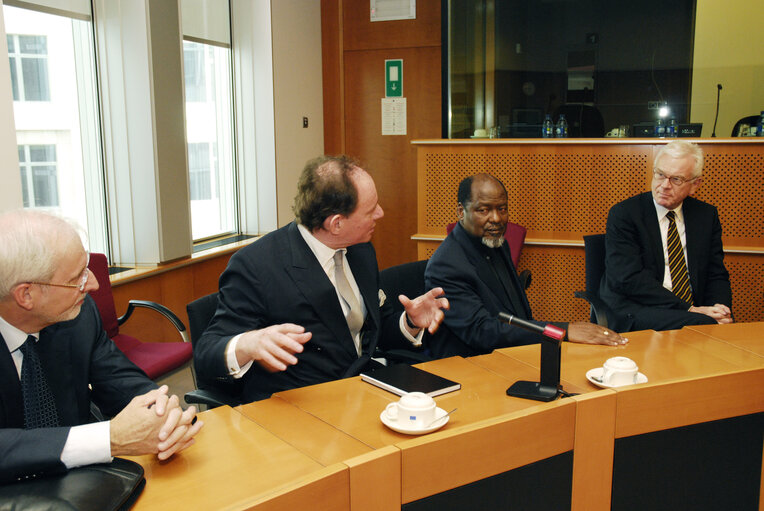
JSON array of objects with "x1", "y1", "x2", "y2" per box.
[{"x1": 446, "y1": 0, "x2": 764, "y2": 139}]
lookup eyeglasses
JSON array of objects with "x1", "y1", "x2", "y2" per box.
[
  {"x1": 653, "y1": 168, "x2": 698, "y2": 186},
  {"x1": 27, "y1": 255, "x2": 91, "y2": 292}
]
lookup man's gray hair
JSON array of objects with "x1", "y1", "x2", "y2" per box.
[
  {"x1": 654, "y1": 140, "x2": 704, "y2": 177},
  {"x1": 0, "y1": 210, "x2": 83, "y2": 299}
]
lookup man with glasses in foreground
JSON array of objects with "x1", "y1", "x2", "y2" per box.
[
  {"x1": 600, "y1": 140, "x2": 733, "y2": 331},
  {"x1": 0, "y1": 209, "x2": 202, "y2": 483}
]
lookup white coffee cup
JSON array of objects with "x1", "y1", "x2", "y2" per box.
[
  {"x1": 473, "y1": 128, "x2": 487, "y2": 138},
  {"x1": 601, "y1": 356, "x2": 639, "y2": 386},
  {"x1": 384, "y1": 392, "x2": 436, "y2": 429}
]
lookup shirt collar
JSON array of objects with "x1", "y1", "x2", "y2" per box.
[
  {"x1": 297, "y1": 223, "x2": 341, "y2": 269},
  {"x1": 653, "y1": 199, "x2": 684, "y2": 223},
  {"x1": 0, "y1": 314, "x2": 37, "y2": 353}
]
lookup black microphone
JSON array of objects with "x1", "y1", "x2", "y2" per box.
[
  {"x1": 497, "y1": 313, "x2": 566, "y2": 342},
  {"x1": 711, "y1": 83, "x2": 722, "y2": 137}
]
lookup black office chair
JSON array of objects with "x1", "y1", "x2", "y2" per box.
[
  {"x1": 377, "y1": 260, "x2": 434, "y2": 364},
  {"x1": 731, "y1": 115, "x2": 760, "y2": 136},
  {"x1": 184, "y1": 292, "x2": 243, "y2": 409},
  {"x1": 573, "y1": 234, "x2": 618, "y2": 327},
  {"x1": 553, "y1": 104, "x2": 605, "y2": 138}
]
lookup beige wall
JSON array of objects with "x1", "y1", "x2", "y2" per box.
[
  {"x1": 691, "y1": 1, "x2": 764, "y2": 137},
  {"x1": 272, "y1": 0, "x2": 325, "y2": 226},
  {"x1": 0, "y1": 0, "x2": 23, "y2": 212}
]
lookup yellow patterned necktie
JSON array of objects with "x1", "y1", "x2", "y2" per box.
[{"x1": 666, "y1": 211, "x2": 693, "y2": 304}]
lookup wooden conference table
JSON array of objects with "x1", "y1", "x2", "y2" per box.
[{"x1": 127, "y1": 323, "x2": 764, "y2": 510}]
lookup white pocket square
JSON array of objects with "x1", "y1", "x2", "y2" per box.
[{"x1": 378, "y1": 289, "x2": 386, "y2": 306}]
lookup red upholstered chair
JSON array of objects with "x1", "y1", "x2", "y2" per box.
[
  {"x1": 446, "y1": 221, "x2": 531, "y2": 289},
  {"x1": 87, "y1": 253, "x2": 193, "y2": 380}
]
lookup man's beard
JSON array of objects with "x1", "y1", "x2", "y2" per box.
[{"x1": 481, "y1": 235, "x2": 505, "y2": 248}]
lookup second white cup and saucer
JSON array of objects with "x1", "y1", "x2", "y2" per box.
[
  {"x1": 586, "y1": 356, "x2": 648, "y2": 389},
  {"x1": 380, "y1": 392, "x2": 451, "y2": 435}
]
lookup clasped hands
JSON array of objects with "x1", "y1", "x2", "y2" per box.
[
  {"x1": 238, "y1": 288, "x2": 449, "y2": 373},
  {"x1": 690, "y1": 303, "x2": 733, "y2": 324},
  {"x1": 110, "y1": 385, "x2": 203, "y2": 460}
]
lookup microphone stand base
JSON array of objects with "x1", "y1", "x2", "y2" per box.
[{"x1": 506, "y1": 380, "x2": 559, "y2": 402}]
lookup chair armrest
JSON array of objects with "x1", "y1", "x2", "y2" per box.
[
  {"x1": 573, "y1": 290, "x2": 614, "y2": 328},
  {"x1": 117, "y1": 300, "x2": 189, "y2": 342},
  {"x1": 519, "y1": 269, "x2": 532, "y2": 290},
  {"x1": 184, "y1": 389, "x2": 240, "y2": 409}
]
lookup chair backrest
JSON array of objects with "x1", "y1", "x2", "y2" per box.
[
  {"x1": 731, "y1": 115, "x2": 760, "y2": 136},
  {"x1": 446, "y1": 221, "x2": 527, "y2": 268},
  {"x1": 379, "y1": 260, "x2": 428, "y2": 313},
  {"x1": 87, "y1": 253, "x2": 120, "y2": 338},
  {"x1": 186, "y1": 292, "x2": 219, "y2": 345},
  {"x1": 582, "y1": 234, "x2": 607, "y2": 323},
  {"x1": 553, "y1": 104, "x2": 605, "y2": 138}
]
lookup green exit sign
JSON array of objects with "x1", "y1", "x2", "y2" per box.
[{"x1": 385, "y1": 59, "x2": 403, "y2": 97}]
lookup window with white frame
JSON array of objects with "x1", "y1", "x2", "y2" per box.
[
  {"x1": 181, "y1": 0, "x2": 237, "y2": 241},
  {"x1": 7, "y1": 33, "x2": 50, "y2": 101},
  {"x1": 18, "y1": 144, "x2": 58, "y2": 207},
  {"x1": 4, "y1": 4, "x2": 108, "y2": 254}
]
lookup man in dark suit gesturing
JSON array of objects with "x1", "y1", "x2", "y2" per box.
[
  {"x1": 0, "y1": 210, "x2": 202, "y2": 483},
  {"x1": 600, "y1": 140, "x2": 733, "y2": 331},
  {"x1": 194, "y1": 155, "x2": 449, "y2": 402},
  {"x1": 424, "y1": 174, "x2": 626, "y2": 359}
]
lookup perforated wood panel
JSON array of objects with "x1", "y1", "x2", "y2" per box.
[
  {"x1": 519, "y1": 246, "x2": 589, "y2": 322},
  {"x1": 421, "y1": 142, "x2": 764, "y2": 241},
  {"x1": 424, "y1": 149, "x2": 647, "y2": 234},
  {"x1": 694, "y1": 152, "x2": 764, "y2": 239},
  {"x1": 725, "y1": 254, "x2": 764, "y2": 322}
]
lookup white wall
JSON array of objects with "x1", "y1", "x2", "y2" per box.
[
  {"x1": 271, "y1": 0, "x2": 324, "y2": 226},
  {"x1": 691, "y1": 1, "x2": 764, "y2": 137},
  {"x1": 0, "y1": 0, "x2": 23, "y2": 212}
]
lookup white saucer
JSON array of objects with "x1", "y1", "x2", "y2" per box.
[
  {"x1": 380, "y1": 406, "x2": 450, "y2": 435},
  {"x1": 586, "y1": 367, "x2": 648, "y2": 389}
]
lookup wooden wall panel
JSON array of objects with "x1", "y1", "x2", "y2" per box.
[
  {"x1": 322, "y1": 1, "x2": 442, "y2": 269},
  {"x1": 321, "y1": 0, "x2": 343, "y2": 155},
  {"x1": 344, "y1": 47, "x2": 441, "y2": 269}
]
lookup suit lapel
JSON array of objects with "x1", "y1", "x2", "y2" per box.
[
  {"x1": 0, "y1": 333, "x2": 25, "y2": 428},
  {"x1": 681, "y1": 198, "x2": 702, "y2": 293},
  {"x1": 640, "y1": 193, "x2": 666, "y2": 281},
  {"x1": 284, "y1": 223, "x2": 358, "y2": 359}
]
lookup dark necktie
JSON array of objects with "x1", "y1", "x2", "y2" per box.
[
  {"x1": 19, "y1": 335, "x2": 60, "y2": 429},
  {"x1": 666, "y1": 211, "x2": 693, "y2": 304}
]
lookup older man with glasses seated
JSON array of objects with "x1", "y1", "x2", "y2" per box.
[
  {"x1": 0, "y1": 209, "x2": 203, "y2": 483},
  {"x1": 600, "y1": 140, "x2": 733, "y2": 332}
]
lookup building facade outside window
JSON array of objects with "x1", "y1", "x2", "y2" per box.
[
  {"x1": 18, "y1": 143, "x2": 58, "y2": 207},
  {"x1": 4, "y1": 5, "x2": 107, "y2": 253},
  {"x1": 7, "y1": 33, "x2": 50, "y2": 101}
]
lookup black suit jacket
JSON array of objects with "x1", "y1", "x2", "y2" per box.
[
  {"x1": 600, "y1": 193, "x2": 732, "y2": 330},
  {"x1": 194, "y1": 221, "x2": 411, "y2": 402},
  {"x1": 0, "y1": 296, "x2": 156, "y2": 483},
  {"x1": 424, "y1": 223, "x2": 554, "y2": 358}
]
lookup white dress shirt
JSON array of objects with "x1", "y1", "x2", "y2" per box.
[{"x1": 0, "y1": 315, "x2": 111, "y2": 469}]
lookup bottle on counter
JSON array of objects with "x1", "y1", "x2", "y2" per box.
[
  {"x1": 655, "y1": 119, "x2": 666, "y2": 138},
  {"x1": 555, "y1": 114, "x2": 568, "y2": 138},
  {"x1": 542, "y1": 114, "x2": 554, "y2": 138},
  {"x1": 667, "y1": 119, "x2": 678, "y2": 137},
  {"x1": 757, "y1": 111, "x2": 764, "y2": 137}
]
